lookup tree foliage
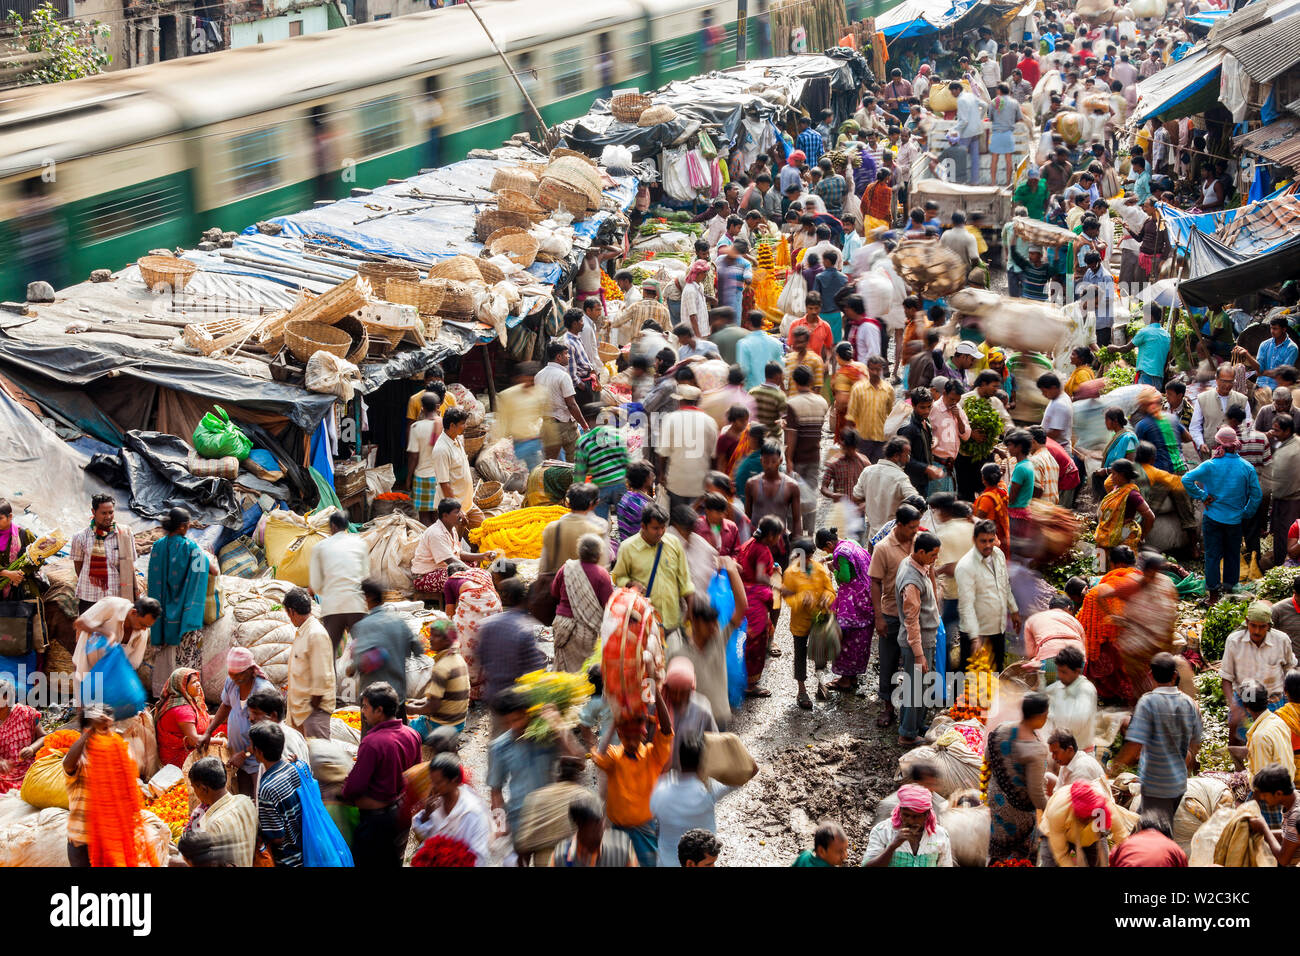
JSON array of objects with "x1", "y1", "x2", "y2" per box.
[{"x1": 5, "y1": 3, "x2": 111, "y2": 85}]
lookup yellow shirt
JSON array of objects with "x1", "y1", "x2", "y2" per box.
[
  {"x1": 783, "y1": 560, "x2": 836, "y2": 635},
  {"x1": 1063, "y1": 366, "x2": 1096, "y2": 397},
  {"x1": 494, "y1": 383, "x2": 542, "y2": 443},
  {"x1": 784, "y1": 350, "x2": 824, "y2": 394},
  {"x1": 1246, "y1": 710, "x2": 1297, "y2": 782},
  {"x1": 965, "y1": 224, "x2": 988, "y2": 255},
  {"x1": 286, "y1": 617, "x2": 336, "y2": 727},
  {"x1": 405, "y1": 388, "x2": 456, "y2": 421},
  {"x1": 845, "y1": 377, "x2": 895, "y2": 441}
]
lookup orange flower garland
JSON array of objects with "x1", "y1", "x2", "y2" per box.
[
  {"x1": 36, "y1": 729, "x2": 80, "y2": 760},
  {"x1": 146, "y1": 782, "x2": 191, "y2": 840},
  {"x1": 83, "y1": 733, "x2": 158, "y2": 868}
]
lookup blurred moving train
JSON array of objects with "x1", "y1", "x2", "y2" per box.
[{"x1": 0, "y1": 0, "x2": 889, "y2": 298}]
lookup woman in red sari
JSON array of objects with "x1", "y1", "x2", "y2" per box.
[
  {"x1": 154, "y1": 667, "x2": 211, "y2": 768},
  {"x1": 0, "y1": 676, "x2": 44, "y2": 792},
  {"x1": 1078, "y1": 547, "x2": 1143, "y2": 704},
  {"x1": 736, "y1": 516, "x2": 785, "y2": 698}
]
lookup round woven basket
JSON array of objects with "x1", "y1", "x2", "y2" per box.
[
  {"x1": 386, "y1": 276, "x2": 446, "y2": 315},
  {"x1": 474, "y1": 480, "x2": 504, "y2": 509},
  {"x1": 890, "y1": 241, "x2": 968, "y2": 299},
  {"x1": 638, "y1": 104, "x2": 678, "y2": 127},
  {"x1": 547, "y1": 155, "x2": 604, "y2": 193},
  {"x1": 475, "y1": 257, "x2": 506, "y2": 285},
  {"x1": 490, "y1": 166, "x2": 539, "y2": 196},
  {"x1": 438, "y1": 280, "x2": 477, "y2": 319},
  {"x1": 475, "y1": 208, "x2": 531, "y2": 242},
  {"x1": 428, "y1": 255, "x2": 483, "y2": 283},
  {"x1": 548, "y1": 146, "x2": 598, "y2": 167},
  {"x1": 358, "y1": 260, "x2": 418, "y2": 285},
  {"x1": 536, "y1": 177, "x2": 598, "y2": 216},
  {"x1": 611, "y1": 92, "x2": 653, "y2": 124},
  {"x1": 496, "y1": 188, "x2": 546, "y2": 223},
  {"x1": 489, "y1": 232, "x2": 539, "y2": 268},
  {"x1": 598, "y1": 342, "x2": 620, "y2": 364},
  {"x1": 334, "y1": 313, "x2": 370, "y2": 366},
  {"x1": 484, "y1": 225, "x2": 530, "y2": 247},
  {"x1": 516, "y1": 160, "x2": 549, "y2": 178},
  {"x1": 462, "y1": 426, "x2": 487, "y2": 461},
  {"x1": 138, "y1": 255, "x2": 198, "y2": 291},
  {"x1": 284, "y1": 318, "x2": 352, "y2": 363}
]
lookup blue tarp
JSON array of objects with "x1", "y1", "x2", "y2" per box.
[
  {"x1": 252, "y1": 157, "x2": 637, "y2": 291},
  {"x1": 1159, "y1": 185, "x2": 1300, "y2": 256},
  {"x1": 879, "y1": 0, "x2": 979, "y2": 40}
]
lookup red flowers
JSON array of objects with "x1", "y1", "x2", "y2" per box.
[{"x1": 411, "y1": 836, "x2": 476, "y2": 868}]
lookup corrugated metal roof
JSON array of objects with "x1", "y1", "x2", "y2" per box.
[
  {"x1": 1218, "y1": 190, "x2": 1300, "y2": 251},
  {"x1": 1221, "y1": 14, "x2": 1300, "y2": 82},
  {"x1": 1287, "y1": 96, "x2": 1300, "y2": 117},
  {"x1": 1234, "y1": 116, "x2": 1300, "y2": 168},
  {"x1": 1208, "y1": 0, "x2": 1300, "y2": 42}
]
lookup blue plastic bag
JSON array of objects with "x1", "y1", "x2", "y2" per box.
[
  {"x1": 934, "y1": 618, "x2": 948, "y2": 706},
  {"x1": 79, "y1": 635, "x2": 146, "y2": 719},
  {"x1": 707, "y1": 569, "x2": 748, "y2": 709},
  {"x1": 294, "y1": 759, "x2": 354, "y2": 867}
]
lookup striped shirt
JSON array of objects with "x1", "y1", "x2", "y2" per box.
[
  {"x1": 257, "y1": 760, "x2": 305, "y2": 867},
  {"x1": 846, "y1": 378, "x2": 895, "y2": 442},
  {"x1": 425, "y1": 647, "x2": 470, "y2": 726},
  {"x1": 1125, "y1": 686, "x2": 1202, "y2": 799},
  {"x1": 550, "y1": 830, "x2": 639, "y2": 867},
  {"x1": 1030, "y1": 448, "x2": 1060, "y2": 504},
  {"x1": 749, "y1": 383, "x2": 788, "y2": 438},
  {"x1": 564, "y1": 331, "x2": 595, "y2": 380},
  {"x1": 784, "y1": 350, "x2": 824, "y2": 394},
  {"x1": 616, "y1": 490, "x2": 652, "y2": 547},
  {"x1": 573, "y1": 426, "x2": 629, "y2": 488},
  {"x1": 786, "y1": 391, "x2": 828, "y2": 466}
]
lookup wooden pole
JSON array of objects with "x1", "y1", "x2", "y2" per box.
[{"x1": 463, "y1": 0, "x2": 549, "y2": 140}]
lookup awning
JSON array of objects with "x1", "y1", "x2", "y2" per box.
[
  {"x1": 1186, "y1": 9, "x2": 1231, "y2": 30},
  {"x1": 1233, "y1": 115, "x2": 1300, "y2": 169},
  {"x1": 1132, "y1": 44, "x2": 1225, "y2": 125},
  {"x1": 1159, "y1": 186, "x2": 1300, "y2": 256},
  {"x1": 1220, "y1": 12, "x2": 1300, "y2": 82},
  {"x1": 878, "y1": 0, "x2": 980, "y2": 40},
  {"x1": 1183, "y1": 227, "x2": 1249, "y2": 279},
  {"x1": 1178, "y1": 234, "x2": 1300, "y2": 307}
]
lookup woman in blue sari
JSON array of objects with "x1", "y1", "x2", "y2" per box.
[{"x1": 146, "y1": 507, "x2": 209, "y2": 698}]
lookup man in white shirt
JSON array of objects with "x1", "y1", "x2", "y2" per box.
[
  {"x1": 657, "y1": 385, "x2": 719, "y2": 510},
  {"x1": 1047, "y1": 727, "x2": 1105, "y2": 795},
  {"x1": 1189, "y1": 364, "x2": 1248, "y2": 455},
  {"x1": 1045, "y1": 645, "x2": 1098, "y2": 754},
  {"x1": 939, "y1": 211, "x2": 981, "y2": 267},
  {"x1": 853, "y1": 437, "x2": 917, "y2": 541},
  {"x1": 309, "y1": 511, "x2": 371, "y2": 654},
  {"x1": 1038, "y1": 372, "x2": 1074, "y2": 454},
  {"x1": 535, "y1": 340, "x2": 590, "y2": 461},
  {"x1": 282, "y1": 587, "x2": 336, "y2": 739},
  {"x1": 954, "y1": 519, "x2": 1019, "y2": 672},
  {"x1": 405, "y1": 392, "x2": 443, "y2": 524},
  {"x1": 952, "y1": 81, "x2": 986, "y2": 185},
  {"x1": 431, "y1": 406, "x2": 483, "y2": 534}
]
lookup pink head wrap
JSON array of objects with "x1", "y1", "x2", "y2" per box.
[
  {"x1": 891, "y1": 784, "x2": 937, "y2": 834},
  {"x1": 1068, "y1": 780, "x2": 1110, "y2": 830},
  {"x1": 1213, "y1": 425, "x2": 1241, "y2": 458},
  {"x1": 665, "y1": 656, "x2": 696, "y2": 692},
  {"x1": 226, "y1": 646, "x2": 264, "y2": 678},
  {"x1": 788, "y1": 149, "x2": 806, "y2": 166},
  {"x1": 919, "y1": 64, "x2": 931, "y2": 75},
  {"x1": 687, "y1": 259, "x2": 711, "y2": 282}
]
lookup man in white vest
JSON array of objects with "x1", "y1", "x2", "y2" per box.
[{"x1": 1190, "y1": 364, "x2": 1248, "y2": 458}]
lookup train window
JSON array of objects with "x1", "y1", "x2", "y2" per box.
[
  {"x1": 629, "y1": 26, "x2": 649, "y2": 75},
  {"x1": 662, "y1": 36, "x2": 695, "y2": 71},
  {"x1": 358, "y1": 94, "x2": 404, "y2": 155},
  {"x1": 221, "y1": 128, "x2": 280, "y2": 197},
  {"x1": 80, "y1": 178, "x2": 186, "y2": 244},
  {"x1": 464, "y1": 69, "x2": 500, "y2": 118},
  {"x1": 553, "y1": 48, "x2": 585, "y2": 98}
]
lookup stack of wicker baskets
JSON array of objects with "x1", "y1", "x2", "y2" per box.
[
  {"x1": 475, "y1": 207, "x2": 532, "y2": 242},
  {"x1": 357, "y1": 260, "x2": 418, "y2": 287},
  {"x1": 536, "y1": 154, "x2": 603, "y2": 217},
  {"x1": 436, "y1": 279, "x2": 477, "y2": 322},
  {"x1": 496, "y1": 188, "x2": 546, "y2": 223},
  {"x1": 385, "y1": 276, "x2": 446, "y2": 316},
  {"x1": 611, "y1": 91, "x2": 653, "y2": 124},
  {"x1": 490, "y1": 166, "x2": 539, "y2": 197},
  {"x1": 489, "y1": 231, "x2": 540, "y2": 268}
]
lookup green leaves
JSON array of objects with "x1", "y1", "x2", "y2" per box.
[
  {"x1": 958, "y1": 397, "x2": 1005, "y2": 461},
  {"x1": 4, "y1": 3, "x2": 110, "y2": 86},
  {"x1": 1200, "y1": 597, "x2": 1248, "y2": 662}
]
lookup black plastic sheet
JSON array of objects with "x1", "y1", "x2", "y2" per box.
[
  {"x1": 88, "y1": 431, "x2": 242, "y2": 527},
  {"x1": 1178, "y1": 234, "x2": 1300, "y2": 308}
]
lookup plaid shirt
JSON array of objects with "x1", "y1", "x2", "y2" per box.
[
  {"x1": 1031, "y1": 448, "x2": 1060, "y2": 504},
  {"x1": 564, "y1": 331, "x2": 595, "y2": 380},
  {"x1": 815, "y1": 174, "x2": 848, "y2": 215},
  {"x1": 821, "y1": 451, "x2": 868, "y2": 498},
  {"x1": 797, "y1": 128, "x2": 824, "y2": 166},
  {"x1": 69, "y1": 525, "x2": 134, "y2": 603}
]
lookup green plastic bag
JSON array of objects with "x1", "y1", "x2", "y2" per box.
[
  {"x1": 1174, "y1": 573, "x2": 1207, "y2": 598},
  {"x1": 193, "y1": 406, "x2": 252, "y2": 460}
]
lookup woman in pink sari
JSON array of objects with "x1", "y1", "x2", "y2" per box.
[
  {"x1": 0, "y1": 676, "x2": 43, "y2": 793},
  {"x1": 736, "y1": 516, "x2": 785, "y2": 698},
  {"x1": 448, "y1": 565, "x2": 501, "y2": 702}
]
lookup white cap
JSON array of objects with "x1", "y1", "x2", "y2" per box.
[{"x1": 954, "y1": 340, "x2": 983, "y2": 358}]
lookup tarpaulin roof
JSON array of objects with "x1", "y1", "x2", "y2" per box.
[
  {"x1": 1186, "y1": 9, "x2": 1231, "y2": 30},
  {"x1": 557, "y1": 54, "x2": 867, "y2": 160},
  {"x1": 1132, "y1": 44, "x2": 1225, "y2": 124},
  {"x1": 1233, "y1": 115, "x2": 1300, "y2": 168},
  {"x1": 1178, "y1": 233, "x2": 1300, "y2": 307},
  {"x1": 878, "y1": 0, "x2": 981, "y2": 39},
  {"x1": 1157, "y1": 186, "x2": 1300, "y2": 256},
  {"x1": 1182, "y1": 226, "x2": 1249, "y2": 278}
]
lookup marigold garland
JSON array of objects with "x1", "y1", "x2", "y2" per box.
[
  {"x1": 467, "y1": 505, "x2": 569, "y2": 558},
  {"x1": 146, "y1": 782, "x2": 190, "y2": 841},
  {"x1": 36, "y1": 729, "x2": 80, "y2": 760},
  {"x1": 83, "y1": 733, "x2": 158, "y2": 867}
]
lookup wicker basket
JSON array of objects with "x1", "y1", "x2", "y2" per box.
[
  {"x1": 637, "y1": 104, "x2": 678, "y2": 127},
  {"x1": 438, "y1": 280, "x2": 477, "y2": 319},
  {"x1": 598, "y1": 342, "x2": 621, "y2": 364},
  {"x1": 428, "y1": 255, "x2": 483, "y2": 283},
  {"x1": 496, "y1": 188, "x2": 546, "y2": 223},
  {"x1": 611, "y1": 92, "x2": 653, "y2": 124},
  {"x1": 536, "y1": 177, "x2": 597, "y2": 217},
  {"x1": 138, "y1": 255, "x2": 198, "y2": 292},
  {"x1": 284, "y1": 318, "x2": 352, "y2": 363},
  {"x1": 484, "y1": 226, "x2": 530, "y2": 248},
  {"x1": 358, "y1": 260, "x2": 418, "y2": 286},
  {"x1": 490, "y1": 167, "x2": 539, "y2": 196},
  {"x1": 474, "y1": 480, "x2": 504, "y2": 509},
  {"x1": 489, "y1": 231, "x2": 539, "y2": 268},
  {"x1": 475, "y1": 208, "x2": 531, "y2": 242},
  {"x1": 475, "y1": 257, "x2": 506, "y2": 285},
  {"x1": 334, "y1": 313, "x2": 370, "y2": 366},
  {"x1": 516, "y1": 160, "x2": 549, "y2": 178},
  {"x1": 547, "y1": 155, "x2": 604, "y2": 193},
  {"x1": 385, "y1": 276, "x2": 446, "y2": 315},
  {"x1": 462, "y1": 426, "x2": 487, "y2": 460},
  {"x1": 548, "y1": 146, "x2": 598, "y2": 168}
]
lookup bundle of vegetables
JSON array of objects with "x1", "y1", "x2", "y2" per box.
[
  {"x1": 1200, "y1": 598, "x2": 1248, "y2": 661},
  {"x1": 600, "y1": 270, "x2": 622, "y2": 301},
  {"x1": 146, "y1": 782, "x2": 190, "y2": 841},
  {"x1": 1195, "y1": 669, "x2": 1226, "y2": 719},
  {"x1": 1257, "y1": 565, "x2": 1300, "y2": 601},
  {"x1": 1044, "y1": 547, "x2": 1096, "y2": 591},
  {"x1": 514, "y1": 669, "x2": 594, "y2": 742},
  {"x1": 467, "y1": 504, "x2": 569, "y2": 558},
  {"x1": 1100, "y1": 363, "x2": 1136, "y2": 393},
  {"x1": 959, "y1": 397, "x2": 1005, "y2": 460}
]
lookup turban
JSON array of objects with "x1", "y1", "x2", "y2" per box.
[
  {"x1": 891, "y1": 784, "x2": 937, "y2": 834},
  {"x1": 1212, "y1": 425, "x2": 1241, "y2": 457},
  {"x1": 1246, "y1": 601, "x2": 1273, "y2": 624},
  {"x1": 1069, "y1": 780, "x2": 1110, "y2": 830},
  {"x1": 226, "y1": 646, "x2": 264, "y2": 678}
]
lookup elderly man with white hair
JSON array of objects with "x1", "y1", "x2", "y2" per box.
[{"x1": 1256, "y1": 385, "x2": 1295, "y2": 435}]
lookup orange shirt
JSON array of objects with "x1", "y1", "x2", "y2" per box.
[
  {"x1": 786, "y1": 316, "x2": 834, "y2": 357},
  {"x1": 589, "y1": 733, "x2": 674, "y2": 827}
]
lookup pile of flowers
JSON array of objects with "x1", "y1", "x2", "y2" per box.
[
  {"x1": 989, "y1": 857, "x2": 1034, "y2": 867},
  {"x1": 36, "y1": 729, "x2": 80, "y2": 760},
  {"x1": 514, "y1": 669, "x2": 594, "y2": 742},
  {"x1": 468, "y1": 505, "x2": 569, "y2": 559},
  {"x1": 332, "y1": 709, "x2": 363, "y2": 732},
  {"x1": 146, "y1": 782, "x2": 190, "y2": 841},
  {"x1": 374, "y1": 492, "x2": 410, "y2": 502},
  {"x1": 600, "y1": 270, "x2": 623, "y2": 301},
  {"x1": 411, "y1": 835, "x2": 476, "y2": 867},
  {"x1": 949, "y1": 645, "x2": 995, "y2": 723}
]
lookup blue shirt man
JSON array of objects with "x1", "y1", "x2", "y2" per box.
[
  {"x1": 1130, "y1": 320, "x2": 1171, "y2": 387},
  {"x1": 737, "y1": 323, "x2": 784, "y2": 390},
  {"x1": 1182, "y1": 449, "x2": 1262, "y2": 525},
  {"x1": 796, "y1": 121, "x2": 824, "y2": 166},
  {"x1": 1253, "y1": 323, "x2": 1299, "y2": 390}
]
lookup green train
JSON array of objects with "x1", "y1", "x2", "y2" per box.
[{"x1": 0, "y1": 0, "x2": 899, "y2": 299}]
